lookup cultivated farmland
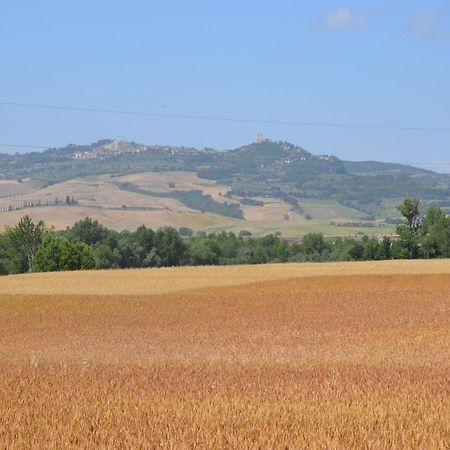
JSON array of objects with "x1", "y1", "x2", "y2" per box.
[
  {"x1": 0, "y1": 171, "x2": 394, "y2": 237},
  {"x1": 0, "y1": 260, "x2": 449, "y2": 448}
]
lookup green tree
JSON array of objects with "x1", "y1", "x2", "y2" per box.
[
  {"x1": 115, "y1": 231, "x2": 141, "y2": 268},
  {"x1": 391, "y1": 240, "x2": 409, "y2": 259},
  {"x1": 252, "y1": 234, "x2": 288, "y2": 263},
  {"x1": 179, "y1": 226, "x2": 194, "y2": 237},
  {"x1": 329, "y1": 237, "x2": 353, "y2": 261},
  {"x1": 377, "y1": 237, "x2": 392, "y2": 260},
  {"x1": 188, "y1": 238, "x2": 219, "y2": 265},
  {"x1": 68, "y1": 217, "x2": 108, "y2": 246},
  {"x1": 348, "y1": 241, "x2": 364, "y2": 261},
  {"x1": 93, "y1": 244, "x2": 120, "y2": 269},
  {"x1": 154, "y1": 227, "x2": 186, "y2": 266},
  {"x1": 33, "y1": 235, "x2": 70, "y2": 272},
  {"x1": 66, "y1": 241, "x2": 95, "y2": 270},
  {"x1": 133, "y1": 225, "x2": 155, "y2": 254},
  {"x1": 420, "y1": 207, "x2": 450, "y2": 258},
  {"x1": 9, "y1": 215, "x2": 46, "y2": 272},
  {"x1": 217, "y1": 232, "x2": 241, "y2": 262},
  {"x1": 396, "y1": 198, "x2": 421, "y2": 258},
  {"x1": 0, "y1": 231, "x2": 21, "y2": 274},
  {"x1": 301, "y1": 233, "x2": 330, "y2": 261},
  {"x1": 33, "y1": 234, "x2": 95, "y2": 272},
  {"x1": 362, "y1": 236, "x2": 381, "y2": 260},
  {"x1": 0, "y1": 233, "x2": 11, "y2": 275},
  {"x1": 397, "y1": 198, "x2": 421, "y2": 231}
]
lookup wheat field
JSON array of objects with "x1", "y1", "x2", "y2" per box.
[{"x1": 1, "y1": 261, "x2": 449, "y2": 448}]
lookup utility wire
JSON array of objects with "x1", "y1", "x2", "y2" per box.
[{"x1": 1, "y1": 101, "x2": 450, "y2": 133}]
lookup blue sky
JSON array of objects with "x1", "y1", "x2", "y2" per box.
[{"x1": 1, "y1": 1, "x2": 450, "y2": 171}]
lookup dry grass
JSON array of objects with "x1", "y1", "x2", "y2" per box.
[
  {"x1": 0, "y1": 172, "x2": 397, "y2": 236},
  {"x1": 0, "y1": 171, "x2": 244, "y2": 231},
  {"x1": 0, "y1": 180, "x2": 32, "y2": 197},
  {"x1": 298, "y1": 198, "x2": 366, "y2": 221},
  {"x1": 0, "y1": 175, "x2": 185, "y2": 209},
  {"x1": 118, "y1": 171, "x2": 225, "y2": 199},
  {"x1": 0, "y1": 261, "x2": 449, "y2": 448},
  {"x1": 239, "y1": 197, "x2": 292, "y2": 223},
  {"x1": 0, "y1": 206, "x2": 242, "y2": 231}
]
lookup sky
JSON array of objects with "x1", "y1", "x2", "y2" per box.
[{"x1": 1, "y1": 1, "x2": 450, "y2": 172}]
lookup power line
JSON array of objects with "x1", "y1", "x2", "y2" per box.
[{"x1": 1, "y1": 101, "x2": 450, "y2": 133}]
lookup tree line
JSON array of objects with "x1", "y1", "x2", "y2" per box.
[{"x1": 0, "y1": 198, "x2": 448, "y2": 275}]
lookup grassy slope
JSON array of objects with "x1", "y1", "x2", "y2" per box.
[{"x1": 0, "y1": 180, "x2": 33, "y2": 197}]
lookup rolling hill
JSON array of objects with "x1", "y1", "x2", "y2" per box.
[{"x1": 0, "y1": 138, "x2": 448, "y2": 236}]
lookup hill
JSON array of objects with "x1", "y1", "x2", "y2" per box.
[{"x1": 0, "y1": 139, "x2": 448, "y2": 235}]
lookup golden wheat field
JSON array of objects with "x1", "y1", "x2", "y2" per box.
[{"x1": 0, "y1": 260, "x2": 449, "y2": 449}]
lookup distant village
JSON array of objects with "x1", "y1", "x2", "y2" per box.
[
  {"x1": 70, "y1": 136, "x2": 334, "y2": 163},
  {"x1": 71, "y1": 139, "x2": 205, "y2": 161}
]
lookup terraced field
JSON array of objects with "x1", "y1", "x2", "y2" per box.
[{"x1": 1, "y1": 260, "x2": 449, "y2": 448}]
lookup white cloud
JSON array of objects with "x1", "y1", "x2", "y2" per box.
[
  {"x1": 323, "y1": 6, "x2": 368, "y2": 30},
  {"x1": 408, "y1": 9, "x2": 450, "y2": 43}
]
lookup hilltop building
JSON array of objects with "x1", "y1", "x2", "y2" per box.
[{"x1": 255, "y1": 133, "x2": 267, "y2": 144}]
